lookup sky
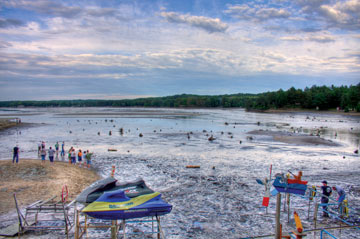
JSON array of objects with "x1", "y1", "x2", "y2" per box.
[{"x1": 0, "y1": 0, "x2": 359, "y2": 101}]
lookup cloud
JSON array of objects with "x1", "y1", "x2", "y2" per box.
[
  {"x1": 297, "y1": 0, "x2": 360, "y2": 30},
  {"x1": 2, "y1": 0, "x2": 82, "y2": 18},
  {"x1": 307, "y1": 35, "x2": 335, "y2": 43},
  {"x1": 224, "y1": 4, "x2": 291, "y2": 21},
  {"x1": 319, "y1": 0, "x2": 360, "y2": 30},
  {"x1": 0, "y1": 18, "x2": 24, "y2": 28},
  {"x1": 280, "y1": 34, "x2": 335, "y2": 43},
  {"x1": 1, "y1": 0, "x2": 123, "y2": 20},
  {"x1": 0, "y1": 40, "x2": 12, "y2": 48},
  {"x1": 160, "y1": 11, "x2": 228, "y2": 33}
]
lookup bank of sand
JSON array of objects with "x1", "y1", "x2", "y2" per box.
[
  {"x1": 0, "y1": 119, "x2": 19, "y2": 131},
  {"x1": 0, "y1": 159, "x2": 101, "y2": 215}
]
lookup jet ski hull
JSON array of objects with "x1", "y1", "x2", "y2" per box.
[{"x1": 82, "y1": 191, "x2": 172, "y2": 220}]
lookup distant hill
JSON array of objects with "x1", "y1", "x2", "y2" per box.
[{"x1": 0, "y1": 84, "x2": 359, "y2": 112}]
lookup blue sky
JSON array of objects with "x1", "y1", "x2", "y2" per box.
[{"x1": 0, "y1": 0, "x2": 359, "y2": 100}]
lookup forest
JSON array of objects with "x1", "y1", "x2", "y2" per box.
[{"x1": 0, "y1": 84, "x2": 359, "y2": 112}]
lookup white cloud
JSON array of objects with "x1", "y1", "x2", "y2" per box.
[
  {"x1": 224, "y1": 4, "x2": 291, "y2": 21},
  {"x1": 160, "y1": 11, "x2": 228, "y2": 33},
  {"x1": 298, "y1": 0, "x2": 360, "y2": 30},
  {"x1": 0, "y1": 0, "x2": 358, "y2": 100},
  {"x1": 280, "y1": 34, "x2": 335, "y2": 43},
  {"x1": 2, "y1": 0, "x2": 83, "y2": 18}
]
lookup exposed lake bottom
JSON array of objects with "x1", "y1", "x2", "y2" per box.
[{"x1": 0, "y1": 107, "x2": 359, "y2": 238}]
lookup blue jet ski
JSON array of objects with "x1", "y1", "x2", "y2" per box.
[{"x1": 82, "y1": 189, "x2": 172, "y2": 220}]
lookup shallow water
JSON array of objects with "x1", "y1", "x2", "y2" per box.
[{"x1": 0, "y1": 107, "x2": 359, "y2": 238}]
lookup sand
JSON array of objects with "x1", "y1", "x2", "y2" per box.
[
  {"x1": 0, "y1": 159, "x2": 100, "y2": 215},
  {"x1": 0, "y1": 119, "x2": 18, "y2": 131}
]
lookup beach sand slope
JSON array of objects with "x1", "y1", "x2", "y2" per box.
[{"x1": 0, "y1": 159, "x2": 100, "y2": 215}]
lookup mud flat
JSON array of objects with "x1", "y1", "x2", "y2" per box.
[
  {"x1": 0, "y1": 159, "x2": 100, "y2": 215},
  {"x1": 247, "y1": 130, "x2": 340, "y2": 146},
  {"x1": 53, "y1": 109, "x2": 202, "y2": 118}
]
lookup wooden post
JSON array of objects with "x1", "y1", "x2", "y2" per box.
[
  {"x1": 156, "y1": 216, "x2": 165, "y2": 239},
  {"x1": 152, "y1": 216, "x2": 154, "y2": 234},
  {"x1": 313, "y1": 202, "x2": 318, "y2": 238},
  {"x1": 275, "y1": 193, "x2": 281, "y2": 239},
  {"x1": 313, "y1": 202, "x2": 318, "y2": 228},
  {"x1": 85, "y1": 214, "x2": 88, "y2": 238},
  {"x1": 111, "y1": 220, "x2": 117, "y2": 239},
  {"x1": 157, "y1": 216, "x2": 161, "y2": 239},
  {"x1": 75, "y1": 210, "x2": 79, "y2": 239},
  {"x1": 122, "y1": 220, "x2": 126, "y2": 239},
  {"x1": 287, "y1": 194, "x2": 290, "y2": 223}
]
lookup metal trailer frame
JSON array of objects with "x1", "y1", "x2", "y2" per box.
[{"x1": 14, "y1": 193, "x2": 74, "y2": 238}]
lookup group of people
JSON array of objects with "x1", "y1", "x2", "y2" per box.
[
  {"x1": 38, "y1": 141, "x2": 63, "y2": 163},
  {"x1": 12, "y1": 141, "x2": 94, "y2": 168},
  {"x1": 320, "y1": 180, "x2": 346, "y2": 217},
  {"x1": 36, "y1": 141, "x2": 93, "y2": 167},
  {"x1": 67, "y1": 146, "x2": 93, "y2": 168}
]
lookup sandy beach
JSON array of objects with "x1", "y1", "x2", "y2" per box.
[{"x1": 0, "y1": 159, "x2": 100, "y2": 215}]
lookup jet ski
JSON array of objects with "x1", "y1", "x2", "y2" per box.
[
  {"x1": 76, "y1": 177, "x2": 154, "y2": 204},
  {"x1": 82, "y1": 189, "x2": 172, "y2": 220}
]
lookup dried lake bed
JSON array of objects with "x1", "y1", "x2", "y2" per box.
[{"x1": 0, "y1": 107, "x2": 359, "y2": 238}]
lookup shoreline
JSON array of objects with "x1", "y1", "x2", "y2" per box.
[{"x1": 249, "y1": 108, "x2": 360, "y2": 116}]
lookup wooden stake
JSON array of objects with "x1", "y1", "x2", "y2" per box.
[
  {"x1": 111, "y1": 220, "x2": 117, "y2": 239},
  {"x1": 85, "y1": 214, "x2": 88, "y2": 238},
  {"x1": 313, "y1": 202, "x2": 318, "y2": 238},
  {"x1": 275, "y1": 193, "x2": 281, "y2": 239},
  {"x1": 75, "y1": 210, "x2": 79, "y2": 239},
  {"x1": 122, "y1": 220, "x2": 126, "y2": 239}
]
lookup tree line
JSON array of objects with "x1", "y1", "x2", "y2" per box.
[{"x1": 0, "y1": 84, "x2": 359, "y2": 112}]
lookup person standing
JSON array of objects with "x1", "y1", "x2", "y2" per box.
[
  {"x1": 320, "y1": 181, "x2": 332, "y2": 217},
  {"x1": 68, "y1": 147, "x2": 73, "y2": 164},
  {"x1": 77, "y1": 149, "x2": 82, "y2": 166},
  {"x1": 40, "y1": 147, "x2": 47, "y2": 163},
  {"x1": 332, "y1": 185, "x2": 346, "y2": 216},
  {"x1": 61, "y1": 141, "x2": 65, "y2": 160},
  {"x1": 332, "y1": 186, "x2": 346, "y2": 203},
  {"x1": 85, "y1": 150, "x2": 93, "y2": 168},
  {"x1": 13, "y1": 146, "x2": 19, "y2": 164},
  {"x1": 37, "y1": 142, "x2": 41, "y2": 157},
  {"x1": 55, "y1": 142, "x2": 59, "y2": 160},
  {"x1": 71, "y1": 148, "x2": 76, "y2": 164},
  {"x1": 48, "y1": 147, "x2": 55, "y2": 163},
  {"x1": 83, "y1": 150, "x2": 87, "y2": 167}
]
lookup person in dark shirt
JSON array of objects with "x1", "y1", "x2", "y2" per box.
[
  {"x1": 321, "y1": 180, "x2": 332, "y2": 217},
  {"x1": 13, "y1": 146, "x2": 19, "y2": 163}
]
